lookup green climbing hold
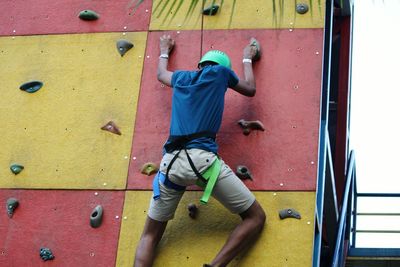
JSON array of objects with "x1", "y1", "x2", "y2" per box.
[
  {"x1": 296, "y1": 3, "x2": 309, "y2": 14},
  {"x1": 116, "y1": 40, "x2": 134, "y2": 57},
  {"x1": 6, "y1": 198, "x2": 19, "y2": 218},
  {"x1": 203, "y1": 5, "x2": 219, "y2": 16},
  {"x1": 79, "y1": 10, "x2": 100, "y2": 21},
  {"x1": 140, "y1": 162, "x2": 159, "y2": 176},
  {"x1": 10, "y1": 164, "x2": 24, "y2": 175},
  {"x1": 40, "y1": 247, "x2": 55, "y2": 261},
  {"x1": 19, "y1": 81, "x2": 43, "y2": 93},
  {"x1": 90, "y1": 205, "x2": 103, "y2": 228}
]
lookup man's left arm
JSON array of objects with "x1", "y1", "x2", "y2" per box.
[{"x1": 157, "y1": 34, "x2": 174, "y2": 87}]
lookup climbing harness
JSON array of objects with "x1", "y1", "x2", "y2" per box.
[{"x1": 153, "y1": 132, "x2": 221, "y2": 204}]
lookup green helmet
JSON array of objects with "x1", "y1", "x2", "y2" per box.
[{"x1": 198, "y1": 50, "x2": 232, "y2": 69}]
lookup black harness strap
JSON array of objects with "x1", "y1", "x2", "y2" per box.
[
  {"x1": 163, "y1": 131, "x2": 216, "y2": 187},
  {"x1": 164, "y1": 131, "x2": 216, "y2": 153},
  {"x1": 165, "y1": 150, "x2": 181, "y2": 182},
  {"x1": 184, "y1": 148, "x2": 207, "y2": 184}
]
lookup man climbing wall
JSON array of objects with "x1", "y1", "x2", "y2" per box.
[{"x1": 133, "y1": 34, "x2": 266, "y2": 267}]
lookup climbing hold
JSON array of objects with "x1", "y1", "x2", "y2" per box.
[
  {"x1": 296, "y1": 3, "x2": 309, "y2": 14},
  {"x1": 237, "y1": 119, "x2": 265, "y2": 135},
  {"x1": 78, "y1": 10, "x2": 99, "y2": 21},
  {"x1": 203, "y1": 4, "x2": 219, "y2": 16},
  {"x1": 279, "y1": 208, "x2": 301, "y2": 220},
  {"x1": 10, "y1": 164, "x2": 24, "y2": 175},
  {"x1": 249, "y1": 37, "x2": 261, "y2": 61},
  {"x1": 90, "y1": 205, "x2": 103, "y2": 228},
  {"x1": 140, "y1": 162, "x2": 159, "y2": 176},
  {"x1": 101, "y1": 121, "x2": 121, "y2": 135},
  {"x1": 6, "y1": 198, "x2": 19, "y2": 218},
  {"x1": 235, "y1": 165, "x2": 253, "y2": 181},
  {"x1": 188, "y1": 203, "x2": 198, "y2": 219},
  {"x1": 19, "y1": 81, "x2": 43, "y2": 93},
  {"x1": 116, "y1": 40, "x2": 134, "y2": 57},
  {"x1": 39, "y1": 247, "x2": 55, "y2": 261}
]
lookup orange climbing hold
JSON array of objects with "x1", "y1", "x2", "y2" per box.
[{"x1": 101, "y1": 121, "x2": 122, "y2": 135}]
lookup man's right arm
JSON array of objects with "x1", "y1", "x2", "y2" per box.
[{"x1": 157, "y1": 34, "x2": 175, "y2": 87}]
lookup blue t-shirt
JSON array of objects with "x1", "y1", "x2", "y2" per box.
[{"x1": 164, "y1": 65, "x2": 239, "y2": 153}]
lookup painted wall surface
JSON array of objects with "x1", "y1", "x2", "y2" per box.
[
  {"x1": 0, "y1": 190, "x2": 125, "y2": 267},
  {"x1": 0, "y1": 32, "x2": 146, "y2": 189},
  {"x1": 0, "y1": 0, "x2": 152, "y2": 36},
  {"x1": 0, "y1": 0, "x2": 325, "y2": 266},
  {"x1": 117, "y1": 191, "x2": 316, "y2": 267}
]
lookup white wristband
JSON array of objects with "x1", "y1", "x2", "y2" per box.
[
  {"x1": 242, "y1": 58, "x2": 252, "y2": 63},
  {"x1": 159, "y1": 54, "x2": 169, "y2": 59}
]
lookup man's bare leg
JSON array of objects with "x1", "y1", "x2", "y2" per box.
[
  {"x1": 134, "y1": 216, "x2": 168, "y2": 267},
  {"x1": 210, "y1": 200, "x2": 266, "y2": 267}
]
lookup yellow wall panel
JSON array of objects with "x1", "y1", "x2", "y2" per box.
[
  {"x1": 203, "y1": 0, "x2": 325, "y2": 30},
  {"x1": 117, "y1": 191, "x2": 315, "y2": 267},
  {"x1": 150, "y1": 0, "x2": 203, "y2": 30},
  {"x1": 0, "y1": 32, "x2": 147, "y2": 189}
]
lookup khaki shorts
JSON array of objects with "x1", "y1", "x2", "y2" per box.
[{"x1": 148, "y1": 149, "x2": 256, "y2": 222}]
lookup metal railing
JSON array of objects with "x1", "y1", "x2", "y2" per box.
[
  {"x1": 331, "y1": 152, "x2": 400, "y2": 266},
  {"x1": 331, "y1": 150, "x2": 356, "y2": 267}
]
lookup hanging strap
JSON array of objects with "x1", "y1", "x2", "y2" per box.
[{"x1": 195, "y1": 157, "x2": 221, "y2": 204}]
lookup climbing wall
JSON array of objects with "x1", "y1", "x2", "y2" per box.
[{"x1": 0, "y1": 1, "x2": 325, "y2": 266}]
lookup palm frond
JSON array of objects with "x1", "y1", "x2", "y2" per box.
[
  {"x1": 161, "y1": 0, "x2": 178, "y2": 24},
  {"x1": 156, "y1": 0, "x2": 171, "y2": 18},
  {"x1": 228, "y1": 0, "x2": 237, "y2": 28},
  {"x1": 167, "y1": 0, "x2": 185, "y2": 26},
  {"x1": 182, "y1": 0, "x2": 201, "y2": 26},
  {"x1": 127, "y1": 0, "x2": 145, "y2": 15}
]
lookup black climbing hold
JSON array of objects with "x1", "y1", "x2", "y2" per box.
[
  {"x1": 296, "y1": 3, "x2": 309, "y2": 14},
  {"x1": 279, "y1": 208, "x2": 301, "y2": 220},
  {"x1": 235, "y1": 165, "x2": 253, "y2": 181},
  {"x1": 101, "y1": 121, "x2": 122, "y2": 135},
  {"x1": 6, "y1": 198, "x2": 19, "y2": 218},
  {"x1": 90, "y1": 205, "x2": 103, "y2": 228},
  {"x1": 39, "y1": 247, "x2": 55, "y2": 261},
  {"x1": 188, "y1": 203, "x2": 198, "y2": 219},
  {"x1": 203, "y1": 5, "x2": 219, "y2": 16},
  {"x1": 116, "y1": 40, "x2": 134, "y2": 57},
  {"x1": 140, "y1": 162, "x2": 159, "y2": 176},
  {"x1": 10, "y1": 164, "x2": 24, "y2": 175},
  {"x1": 78, "y1": 10, "x2": 99, "y2": 21},
  {"x1": 19, "y1": 81, "x2": 43, "y2": 93}
]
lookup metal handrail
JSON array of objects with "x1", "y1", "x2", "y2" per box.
[{"x1": 331, "y1": 150, "x2": 356, "y2": 267}]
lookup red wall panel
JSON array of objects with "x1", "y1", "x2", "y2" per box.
[
  {"x1": 0, "y1": 0, "x2": 151, "y2": 36},
  {"x1": 128, "y1": 29, "x2": 323, "y2": 191},
  {"x1": 0, "y1": 190, "x2": 124, "y2": 267},
  {"x1": 203, "y1": 29, "x2": 323, "y2": 191}
]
